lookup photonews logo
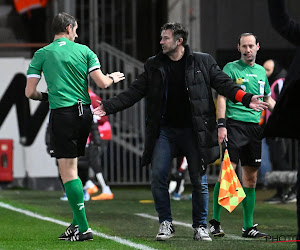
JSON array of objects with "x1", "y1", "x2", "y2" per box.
[{"x1": 266, "y1": 234, "x2": 299, "y2": 243}]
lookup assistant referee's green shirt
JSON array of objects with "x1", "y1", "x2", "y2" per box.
[
  {"x1": 27, "y1": 38, "x2": 101, "y2": 109},
  {"x1": 223, "y1": 59, "x2": 271, "y2": 123}
]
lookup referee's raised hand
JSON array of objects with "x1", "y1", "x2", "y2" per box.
[{"x1": 107, "y1": 72, "x2": 125, "y2": 83}]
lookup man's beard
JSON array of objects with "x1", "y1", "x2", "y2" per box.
[
  {"x1": 242, "y1": 55, "x2": 255, "y2": 64},
  {"x1": 163, "y1": 44, "x2": 177, "y2": 56}
]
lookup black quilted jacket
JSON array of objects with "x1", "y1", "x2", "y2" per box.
[{"x1": 102, "y1": 45, "x2": 245, "y2": 166}]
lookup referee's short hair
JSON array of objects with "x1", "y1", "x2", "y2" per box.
[
  {"x1": 52, "y1": 12, "x2": 77, "y2": 35},
  {"x1": 238, "y1": 32, "x2": 259, "y2": 45}
]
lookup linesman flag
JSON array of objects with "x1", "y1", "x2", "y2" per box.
[{"x1": 218, "y1": 148, "x2": 246, "y2": 213}]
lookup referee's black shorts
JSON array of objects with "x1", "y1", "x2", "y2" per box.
[
  {"x1": 225, "y1": 118, "x2": 263, "y2": 167},
  {"x1": 49, "y1": 104, "x2": 93, "y2": 159}
]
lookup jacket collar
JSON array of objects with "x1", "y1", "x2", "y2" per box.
[
  {"x1": 153, "y1": 44, "x2": 194, "y2": 67},
  {"x1": 185, "y1": 45, "x2": 194, "y2": 67}
]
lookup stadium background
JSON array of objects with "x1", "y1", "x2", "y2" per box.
[{"x1": 0, "y1": 0, "x2": 299, "y2": 190}]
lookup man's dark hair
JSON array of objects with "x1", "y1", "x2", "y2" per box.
[
  {"x1": 52, "y1": 12, "x2": 77, "y2": 35},
  {"x1": 238, "y1": 32, "x2": 259, "y2": 45},
  {"x1": 160, "y1": 22, "x2": 189, "y2": 46}
]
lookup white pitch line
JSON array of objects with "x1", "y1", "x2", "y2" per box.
[
  {"x1": 135, "y1": 213, "x2": 250, "y2": 241},
  {"x1": 0, "y1": 201, "x2": 157, "y2": 250}
]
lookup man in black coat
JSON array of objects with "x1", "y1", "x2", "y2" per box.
[
  {"x1": 266, "y1": 0, "x2": 300, "y2": 248},
  {"x1": 94, "y1": 22, "x2": 268, "y2": 241}
]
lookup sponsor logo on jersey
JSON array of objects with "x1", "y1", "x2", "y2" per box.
[
  {"x1": 58, "y1": 41, "x2": 66, "y2": 46},
  {"x1": 236, "y1": 78, "x2": 249, "y2": 85},
  {"x1": 246, "y1": 74, "x2": 257, "y2": 77},
  {"x1": 236, "y1": 78, "x2": 243, "y2": 84}
]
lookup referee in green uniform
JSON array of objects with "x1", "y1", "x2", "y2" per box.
[
  {"x1": 25, "y1": 12, "x2": 124, "y2": 241},
  {"x1": 209, "y1": 33, "x2": 275, "y2": 238}
]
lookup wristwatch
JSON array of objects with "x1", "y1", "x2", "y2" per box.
[{"x1": 108, "y1": 75, "x2": 114, "y2": 83}]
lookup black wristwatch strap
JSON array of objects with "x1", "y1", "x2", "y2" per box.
[
  {"x1": 108, "y1": 75, "x2": 114, "y2": 83},
  {"x1": 217, "y1": 118, "x2": 226, "y2": 128}
]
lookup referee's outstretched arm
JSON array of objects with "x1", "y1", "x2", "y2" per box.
[{"x1": 90, "y1": 69, "x2": 125, "y2": 89}]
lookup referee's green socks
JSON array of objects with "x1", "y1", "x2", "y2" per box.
[
  {"x1": 64, "y1": 178, "x2": 89, "y2": 233},
  {"x1": 212, "y1": 181, "x2": 222, "y2": 221},
  {"x1": 213, "y1": 182, "x2": 256, "y2": 231},
  {"x1": 242, "y1": 187, "x2": 255, "y2": 230}
]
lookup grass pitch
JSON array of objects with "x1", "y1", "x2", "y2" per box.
[{"x1": 0, "y1": 186, "x2": 297, "y2": 249}]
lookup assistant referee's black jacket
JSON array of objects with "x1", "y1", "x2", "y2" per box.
[{"x1": 102, "y1": 45, "x2": 249, "y2": 166}]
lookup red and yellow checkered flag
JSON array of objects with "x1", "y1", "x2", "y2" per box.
[{"x1": 218, "y1": 149, "x2": 246, "y2": 213}]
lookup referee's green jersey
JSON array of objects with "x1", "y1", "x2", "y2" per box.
[
  {"x1": 223, "y1": 59, "x2": 271, "y2": 123},
  {"x1": 27, "y1": 38, "x2": 101, "y2": 109}
]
